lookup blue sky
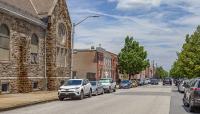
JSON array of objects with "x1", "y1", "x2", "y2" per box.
[{"x1": 66, "y1": 0, "x2": 200, "y2": 70}]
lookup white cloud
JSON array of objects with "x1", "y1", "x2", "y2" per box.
[
  {"x1": 68, "y1": 0, "x2": 200, "y2": 70},
  {"x1": 112, "y1": 0, "x2": 161, "y2": 10}
]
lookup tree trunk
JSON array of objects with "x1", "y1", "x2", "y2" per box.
[{"x1": 129, "y1": 74, "x2": 131, "y2": 80}]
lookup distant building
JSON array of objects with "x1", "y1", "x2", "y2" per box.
[
  {"x1": 133, "y1": 64, "x2": 155, "y2": 79},
  {"x1": 72, "y1": 47, "x2": 118, "y2": 81},
  {"x1": 0, "y1": 0, "x2": 72, "y2": 94}
]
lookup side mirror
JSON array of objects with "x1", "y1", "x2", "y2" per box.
[{"x1": 183, "y1": 83, "x2": 189, "y2": 88}]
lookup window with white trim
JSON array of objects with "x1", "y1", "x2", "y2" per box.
[
  {"x1": 32, "y1": 81, "x2": 38, "y2": 89},
  {"x1": 58, "y1": 23, "x2": 67, "y2": 45},
  {"x1": 1, "y1": 82, "x2": 9, "y2": 92},
  {"x1": 0, "y1": 24, "x2": 10, "y2": 61},
  {"x1": 31, "y1": 34, "x2": 39, "y2": 64}
]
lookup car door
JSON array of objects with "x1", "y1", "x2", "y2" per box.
[
  {"x1": 185, "y1": 81, "x2": 191, "y2": 101},
  {"x1": 111, "y1": 79, "x2": 115, "y2": 89},
  {"x1": 82, "y1": 80, "x2": 87, "y2": 94},
  {"x1": 85, "y1": 79, "x2": 90, "y2": 94},
  {"x1": 186, "y1": 80, "x2": 197, "y2": 101},
  {"x1": 96, "y1": 82, "x2": 100, "y2": 93},
  {"x1": 98, "y1": 82, "x2": 103, "y2": 93}
]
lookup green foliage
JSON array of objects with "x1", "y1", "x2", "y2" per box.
[
  {"x1": 155, "y1": 66, "x2": 168, "y2": 79},
  {"x1": 118, "y1": 36, "x2": 149, "y2": 78},
  {"x1": 170, "y1": 26, "x2": 200, "y2": 79}
]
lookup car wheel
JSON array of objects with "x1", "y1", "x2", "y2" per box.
[
  {"x1": 189, "y1": 98, "x2": 195, "y2": 112},
  {"x1": 95, "y1": 89, "x2": 98, "y2": 96},
  {"x1": 79, "y1": 91, "x2": 84, "y2": 100},
  {"x1": 102, "y1": 89, "x2": 104, "y2": 94},
  {"x1": 183, "y1": 97, "x2": 189, "y2": 107},
  {"x1": 88, "y1": 89, "x2": 92, "y2": 98},
  {"x1": 109, "y1": 87, "x2": 112, "y2": 93},
  {"x1": 113, "y1": 86, "x2": 116, "y2": 92},
  {"x1": 59, "y1": 97, "x2": 64, "y2": 101}
]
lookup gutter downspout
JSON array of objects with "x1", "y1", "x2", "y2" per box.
[
  {"x1": 71, "y1": 23, "x2": 75, "y2": 79},
  {"x1": 44, "y1": 28, "x2": 47, "y2": 91},
  {"x1": 44, "y1": 29, "x2": 47, "y2": 91},
  {"x1": 44, "y1": 16, "x2": 51, "y2": 91}
]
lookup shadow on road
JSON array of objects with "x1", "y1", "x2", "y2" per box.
[
  {"x1": 170, "y1": 86, "x2": 200, "y2": 114},
  {"x1": 182, "y1": 105, "x2": 200, "y2": 114},
  {"x1": 114, "y1": 91, "x2": 171, "y2": 96}
]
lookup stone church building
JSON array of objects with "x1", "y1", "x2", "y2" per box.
[{"x1": 0, "y1": 0, "x2": 72, "y2": 94}]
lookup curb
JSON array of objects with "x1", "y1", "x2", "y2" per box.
[{"x1": 0, "y1": 98, "x2": 58, "y2": 112}]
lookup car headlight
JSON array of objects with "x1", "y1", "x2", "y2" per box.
[{"x1": 75, "y1": 87, "x2": 80, "y2": 89}]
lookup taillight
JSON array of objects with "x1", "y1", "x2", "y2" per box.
[{"x1": 192, "y1": 88, "x2": 200, "y2": 91}]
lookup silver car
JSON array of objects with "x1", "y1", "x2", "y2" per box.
[
  {"x1": 178, "y1": 80, "x2": 189, "y2": 93},
  {"x1": 90, "y1": 81, "x2": 104, "y2": 96},
  {"x1": 99, "y1": 78, "x2": 116, "y2": 93}
]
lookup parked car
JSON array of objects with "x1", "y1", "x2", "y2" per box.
[
  {"x1": 150, "y1": 79, "x2": 159, "y2": 85},
  {"x1": 174, "y1": 78, "x2": 182, "y2": 86},
  {"x1": 58, "y1": 79, "x2": 92, "y2": 101},
  {"x1": 99, "y1": 78, "x2": 116, "y2": 93},
  {"x1": 178, "y1": 80, "x2": 189, "y2": 93},
  {"x1": 163, "y1": 78, "x2": 172, "y2": 85},
  {"x1": 144, "y1": 78, "x2": 151, "y2": 85},
  {"x1": 90, "y1": 81, "x2": 104, "y2": 96},
  {"x1": 138, "y1": 79, "x2": 145, "y2": 86},
  {"x1": 183, "y1": 78, "x2": 200, "y2": 112},
  {"x1": 119, "y1": 80, "x2": 132, "y2": 89},
  {"x1": 131, "y1": 79, "x2": 138, "y2": 87}
]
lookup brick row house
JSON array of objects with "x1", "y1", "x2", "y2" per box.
[
  {"x1": 73, "y1": 47, "x2": 118, "y2": 81},
  {"x1": 0, "y1": 0, "x2": 72, "y2": 94},
  {"x1": 132, "y1": 65, "x2": 155, "y2": 80}
]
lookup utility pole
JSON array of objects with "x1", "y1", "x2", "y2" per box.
[{"x1": 71, "y1": 15, "x2": 100, "y2": 79}]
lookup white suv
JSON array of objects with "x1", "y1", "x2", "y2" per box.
[{"x1": 58, "y1": 79, "x2": 92, "y2": 101}]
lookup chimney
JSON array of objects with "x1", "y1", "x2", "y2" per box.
[{"x1": 91, "y1": 46, "x2": 95, "y2": 50}]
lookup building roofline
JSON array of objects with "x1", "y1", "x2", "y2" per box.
[
  {"x1": 74, "y1": 48, "x2": 118, "y2": 56},
  {"x1": 0, "y1": 1, "x2": 47, "y2": 28},
  {"x1": 74, "y1": 49, "x2": 97, "y2": 52},
  {"x1": 107, "y1": 51, "x2": 118, "y2": 56}
]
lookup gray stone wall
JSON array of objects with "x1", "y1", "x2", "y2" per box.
[
  {"x1": 0, "y1": 0, "x2": 72, "y2": 93},
  {"x1": 0, "y1": 11, "x2": 45, "y2": 93},
  {"x1": 46, "y1": 0, "x2": 72, "y2": 90}
]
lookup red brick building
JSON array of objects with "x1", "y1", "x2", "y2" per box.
[{"x1": 73, "y1": 47, "x2": 118, "y2": 81}]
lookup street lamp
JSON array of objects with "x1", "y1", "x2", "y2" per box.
[{"x1": 71, "y1": 15, "x2": 100, "y2": 79}]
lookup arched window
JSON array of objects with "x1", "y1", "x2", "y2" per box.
[
  {"x1": 31, "y1": 34, "x2": 39, "y2": 64},
  {"x1": 58, "y1": 23, "x2": 67, "y2": 45},
  {"x1": 0, "y1": 24, "x2": 10, "y2": 61}
]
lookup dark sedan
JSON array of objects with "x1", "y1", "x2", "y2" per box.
[
  {"x1": 119, "y1": 80, "x2": 132, "y2": 89},
  {"x1": 150, "y1": 79, "x2": 159, "y2": 85},
  {"x1": 163, "y1": 78, "x2": 172, "y2": 85}
]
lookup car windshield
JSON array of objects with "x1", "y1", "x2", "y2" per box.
[
  {"x1": 121, "y1": 80, "x2": 129, "y2": 83},
  {"x1": 164, "y1": 78, "x2": 170, "y2": 81},
  {"x1": 64, "y1": 80, "x2": 82, "y2": 86},
  {"x1": 99, "y1": 79, "x2": 110, "y2": 83},
  {"x1": 198, "y1": 81, "x2": 200, "y2": 88},
  {"x1": 90, "y1": 81, "x2": 97, "y2": 86}
]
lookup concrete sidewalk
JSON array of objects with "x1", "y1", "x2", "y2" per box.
[{"x1": 0, "y1": 91, "x2": 58, "y2": 111}]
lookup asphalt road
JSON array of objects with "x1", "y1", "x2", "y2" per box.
[
  {"x1": 0, "y1": 84, "x2": 172, "y2": 114},
  {"x1": 170, "y1": 86, "x2": 200, "y2": 114}
]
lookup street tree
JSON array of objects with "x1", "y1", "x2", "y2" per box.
[
  {"x1": 170, "y1": 26, "x2": 200, "y2": 79},
  {"x1": 118, "y1": 36, "x2": 149, "y2": 79},
  {"x1": 155, "y1": 66, "x2": 168, "y2": 79}
]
